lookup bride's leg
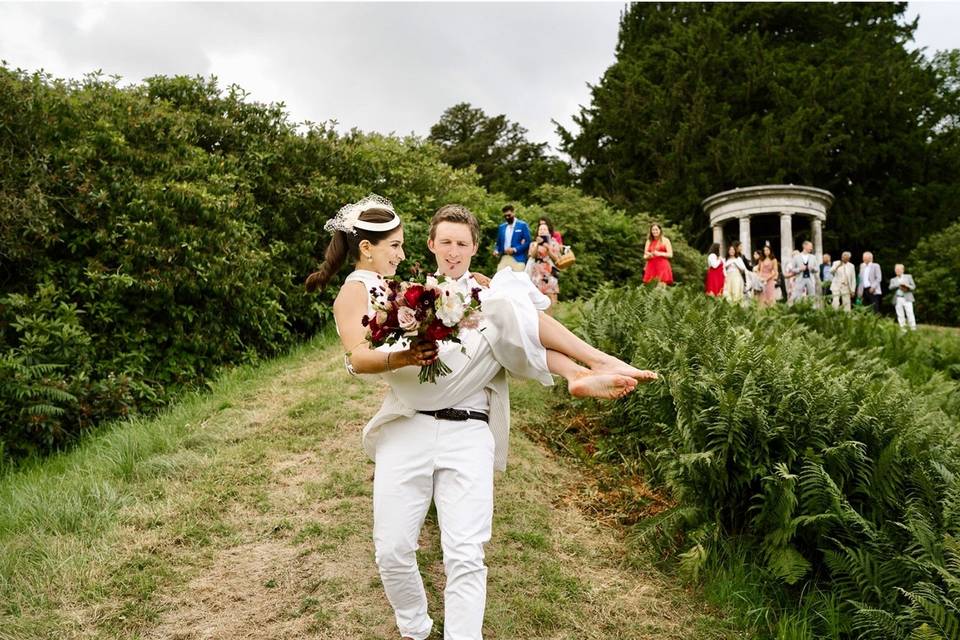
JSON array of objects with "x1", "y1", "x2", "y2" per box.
[
  {"x1": 538, "y1": 313, "x2": 657, "y2": 381},
  {"x1": 547, "y1": 351, "x2": 638, "y2": 400}
]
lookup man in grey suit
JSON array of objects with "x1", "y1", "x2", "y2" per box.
[
  {"x1": 889, "y1": 263, "x2": 917, "y2": 331},
  {"x1": 792, "y1": 241, "x2": 820, "y2": 307}
]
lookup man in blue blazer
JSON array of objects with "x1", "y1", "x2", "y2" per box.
[{"x1": 493, "y1": 204, "x2": 531, "y2": 272}]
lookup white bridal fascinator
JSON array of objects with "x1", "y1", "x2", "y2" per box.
[{"x1": 323, "y1": 194, "x2": 400, "y2": 235}]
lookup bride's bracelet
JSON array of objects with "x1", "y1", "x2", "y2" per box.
[{"x1": 385, "y1": 351, "x2": 392, "y2": 371}]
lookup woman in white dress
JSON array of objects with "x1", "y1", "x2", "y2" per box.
[
  {"x1": 306, "y1": 196, "x2": 655, "y2": 640},
  {"x1": 722, "y1": 241, "x2": 747, "y2": 304}
]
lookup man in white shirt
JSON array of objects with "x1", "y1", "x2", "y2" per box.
[
  {"x1": 370, "y1": 204, "x2": 648, "y2": 640},
  {"x1": 791, "y1": 241, "x2": 820, "y2": 307},
  {"x1": 857, "y1": 251, "x2": 883, "y2": 313},
  {"x1": 830, "y1": 251, "x2": 858, "y2": 312}
]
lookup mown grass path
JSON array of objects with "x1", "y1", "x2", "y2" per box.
[{"x1": 1, "y1": 333, "x2": 740, "y2": 639}]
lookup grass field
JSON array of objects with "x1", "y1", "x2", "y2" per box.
[{"x1": 0, "y1": 329, "x2": 745, "y2": 640}]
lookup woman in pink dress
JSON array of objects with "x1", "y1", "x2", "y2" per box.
[
  {"x1": 529, "y1": 221, "x2": 561, "y2": 314},
  {"x1": 538, "y1": 216, "x2": 563, "y2": 245},
  {"x1": 705, "y1": 242, "x2": 725, "y2": 296},
  {"x1": 758, "y1": 244, "x2": 780, "y2": 307},
  {"x1": 643, "y1": 223, "x2": 674, "y2": 285}
]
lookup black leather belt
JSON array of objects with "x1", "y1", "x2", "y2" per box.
[{"x1": 418, "y1": 408, "x2": 489, "y2": 423}]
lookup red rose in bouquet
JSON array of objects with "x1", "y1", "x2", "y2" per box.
[{"x1": 424, "y1": 319, "x2": 454, "y2": 342}]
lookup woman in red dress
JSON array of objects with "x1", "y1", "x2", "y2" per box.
[
  {"x1": 705, "y1": 242, "x2": 725, "y2": 296},
  {"x1": 643, "y1": 223, "x2": 674, "y2": 285}
]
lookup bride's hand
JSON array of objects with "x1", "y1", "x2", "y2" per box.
[
  {"x1": 472, "y1": 272, "x2": 491, "y2": 288},
  {"x1": 396, "y1": 340, "x2": 438, "y2": 368}
]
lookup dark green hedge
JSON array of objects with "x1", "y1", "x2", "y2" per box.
[{"x1": 0, "y1": 67, "x2": 702, "y2": 460}]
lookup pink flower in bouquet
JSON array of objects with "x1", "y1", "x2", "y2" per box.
[
  {"x1": 459, "y1": 312, "x2": 482, "y2": 330},
  {"x1": 397, "y1": 306, "x2": 418, "y2": 332}
]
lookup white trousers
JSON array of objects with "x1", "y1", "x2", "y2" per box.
[
  {"x1": 895, "y1": 297, "x2": 917, "y2": 330},
  {"x1": 373, "y1": 412, "x2": 495, "y2": 640},
  {"x1": 832, "y1": 291, "x2": 852, "y2": 312}
]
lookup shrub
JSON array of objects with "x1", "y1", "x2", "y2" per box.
[
  {"x1": 525, "y1": 185, "x2": 703, "y2": 297},
  {"x1": 0, "y1": 66, "x2": 702, "y2": 460},
  {"x1": 909, "y1": 220, "x2": 960, "y2": 327},
  {"x1": 577, "y1": 285, "x2": 960, "y2": 639}
]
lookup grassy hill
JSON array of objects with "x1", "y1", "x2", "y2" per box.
[{"x1": 0, "y1": 330, "x2": 741, "y2": 640}]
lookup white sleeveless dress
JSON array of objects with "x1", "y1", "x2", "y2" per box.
[{"x1": 338, "y1": 268, "x2": 552, "y2": 470}]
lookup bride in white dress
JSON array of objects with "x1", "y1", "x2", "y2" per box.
[{"x1": 306, "y1": 196, "x2": 656, "y2": 640}]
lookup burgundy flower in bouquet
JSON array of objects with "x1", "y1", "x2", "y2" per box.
[{"x1": 362, "y1": 271, "x2": 483, "y2": 383}]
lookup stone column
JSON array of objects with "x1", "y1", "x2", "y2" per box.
[
  {"x1": 780, "y1": 213, "x2": 793, "y2": 265},
  {"x1": 738, "y1": 216, "x2": 751, "y2": 257},
  {"x1": 811, "y1": 218, "x2": 823, "y2": 258},
  {"x1": 712, "y1": 225, "x2": 724, "y2": 253}
]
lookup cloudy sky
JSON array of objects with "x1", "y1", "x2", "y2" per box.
[{"x1": 1, "y1": 2, "x2": 958, "y2": 153}]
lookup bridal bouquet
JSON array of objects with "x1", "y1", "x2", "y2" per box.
[{"x1": 363, "y1": 272, "x2": 483, "y2": 383}]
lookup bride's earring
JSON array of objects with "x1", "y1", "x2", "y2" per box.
[{"x1": 367, "y1": 255, "x2": 374, "y2": 262}]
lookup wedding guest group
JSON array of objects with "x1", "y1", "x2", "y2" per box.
[{"x1": 700, "y1": 233, "x2": 918, "y2": 332}]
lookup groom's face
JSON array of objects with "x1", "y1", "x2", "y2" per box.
[{"x1": 428, "y1": 221, "x2": 478, "y2": 279}]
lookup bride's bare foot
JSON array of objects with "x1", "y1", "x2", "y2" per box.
[
  {"x1": 591, "y1": 355, "x2": 658, "y2": 382},
  {"x1": 568, "y1": 372, "x2": 638, "y2": 399}
]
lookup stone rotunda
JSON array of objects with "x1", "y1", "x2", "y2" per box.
[{"x1": 701, "y1": 185, "x2": 834, "y2": 263}]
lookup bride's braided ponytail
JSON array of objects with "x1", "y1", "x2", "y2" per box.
[{"x1": 305, "y1": 208, "x2": 399, "y2": 293}]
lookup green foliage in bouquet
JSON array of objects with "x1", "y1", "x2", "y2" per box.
[{"x1": 576, "y1": 285, "x2": 960, "y2": 639}]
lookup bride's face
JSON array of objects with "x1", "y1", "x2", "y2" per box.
[{"x1": 360, "y1": 228, "x2": 405, "y2": 276}]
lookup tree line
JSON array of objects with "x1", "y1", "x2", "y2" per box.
[
  {"x1": 0, "y1": 67, "x2": 698, "y2": 461},
  {"x1": 559, "y1": 2, "x2": 960, "y2": 269}
]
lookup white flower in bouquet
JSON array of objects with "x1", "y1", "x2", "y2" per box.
[{"x1": 436, "y1": 281, "x2": 466, "y2": 327}]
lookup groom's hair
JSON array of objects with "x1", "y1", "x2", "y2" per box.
[{"x1": 429, "y1": 204, "x2": 479, "y2": 246}]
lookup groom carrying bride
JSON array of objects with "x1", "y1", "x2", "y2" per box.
[{"x1": 308, "y1": 196, "x2": 656, "y2": 640}]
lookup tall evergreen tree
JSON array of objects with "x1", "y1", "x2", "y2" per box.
[
  {"x1": 560, "y1": 2, "x2": 960, "y2": 261},
  {"x1": 429, "y1": 102, "x2": 571, "y2": 200}
]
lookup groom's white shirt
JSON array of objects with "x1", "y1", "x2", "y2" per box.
[{"x1": 362, "y1": 270, "x2": 513, "y2": 471}]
